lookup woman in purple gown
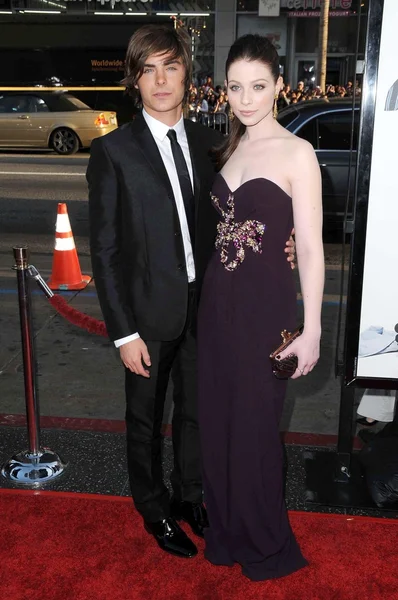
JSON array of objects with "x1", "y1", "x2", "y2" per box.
[{"x1": 198, "y1": 35, "x2": 324, "y2": 581}]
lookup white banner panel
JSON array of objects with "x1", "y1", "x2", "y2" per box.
[
  {"x1": 356, "y1": 0, "x2": 398, "y2": 379},
  {"x1": 259, "y1": 0, "x2": 281, "y2": 17}
]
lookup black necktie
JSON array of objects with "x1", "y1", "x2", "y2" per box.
[{"x1": 167, "y1": 129, "x2": 195, "y2": 247}]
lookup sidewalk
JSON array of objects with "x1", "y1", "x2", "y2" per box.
[
  {"x1": 2, "y1": 245, "x2": 391, "y2": 516},
  {"x1": 0, "y1": 245, "x2": 358, "y2": 441}
]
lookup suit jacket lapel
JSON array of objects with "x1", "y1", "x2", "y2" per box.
[
  {"x1": 130, "y1": 115, "x2": 209, "y2": 228},
  {"x1": 130, "y1": 114, "x2": 175, "y2": 202}
]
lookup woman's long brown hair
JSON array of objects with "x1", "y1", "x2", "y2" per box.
[{"x1": 213, "y1": 34, "x2": 280, "y2": 170}]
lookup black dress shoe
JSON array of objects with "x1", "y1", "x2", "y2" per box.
[
  {"x1": 356, "y1": 417, "x2": 378, "y2": 427},
  {"x1": 171, "y1": 498, "x2": 209, "y2": 538},
  {"x1": 358, "y1": 428, "x2": 377, "y2": 444},
  {"x1": 144, "y1": 517, "x2": 198, "y2": 558}
]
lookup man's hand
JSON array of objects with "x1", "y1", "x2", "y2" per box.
[
  {"x1": 285, "y1": 227, "x2": 296, "y2": 270},
  {"x1": 120, "y1": 338, "x2": 151, "y2": 378}
]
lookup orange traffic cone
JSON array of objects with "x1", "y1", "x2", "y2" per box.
[{"x1": 48, "y1": 203, "x2": 91, "y2": 291}]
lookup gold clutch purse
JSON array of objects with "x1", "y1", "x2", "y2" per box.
[{"x1": 269, "y1": 325, "x2": 304, "y2": 379}]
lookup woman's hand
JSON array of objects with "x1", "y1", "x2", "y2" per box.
[
  {"x1": 284, "y1": 227, "x2": 296, "y2": 270},
  {"x1": 278, "y1": 330, "x2": 320, "y2": 379}
]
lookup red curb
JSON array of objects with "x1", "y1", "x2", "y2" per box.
[
  {"x1": 0, "y1": 488, "x2": 133, "y2": 502},
  {"x1": 0, "y1": 413, "x2": 126, "y2": 433},
  {"x1": 2, "y1": 489, "x2": 397, "y2": 526},
  {"x1": 0, "y1": 413, "x2": 363, "y2": 449}
]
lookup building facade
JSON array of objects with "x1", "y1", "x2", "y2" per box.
[
  {"x1": 0, "y1": 0, "x2": 367, "y2": 89},
  {"x1": 232, "y1": 0, "x2": 367, "y2": 88}
]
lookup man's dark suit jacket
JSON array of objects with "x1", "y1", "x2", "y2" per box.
[{"x1": 87, "y1": 114, "x2": 223, "y2": 343}]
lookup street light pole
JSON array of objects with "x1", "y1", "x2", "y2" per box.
[{"x1": 317, "y1": 0, "x2": 330, "y2": 92}]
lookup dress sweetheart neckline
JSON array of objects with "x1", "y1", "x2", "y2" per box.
[{"x1": 218, "y1": 173, "x2": 292, "y2": 200}]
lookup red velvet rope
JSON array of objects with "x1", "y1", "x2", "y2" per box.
[{"x1": 49, "y1": 295, "x2": 108, "y2": 337}]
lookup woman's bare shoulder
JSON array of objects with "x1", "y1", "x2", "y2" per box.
[
  {"x1": 251, "y1": 126, "x2": 316, "y2": 166},
  {"x1": 277, "y1": 127, "x2": 314, "y2": 154}
]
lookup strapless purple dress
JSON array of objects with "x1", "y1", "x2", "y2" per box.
[{"x1": 198, "y1": 174, "x2": 308, "y2": 581}]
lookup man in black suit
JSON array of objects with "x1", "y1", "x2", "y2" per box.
[{"x1": 87, "y1": 25, "x2": 295, "y2": 559}]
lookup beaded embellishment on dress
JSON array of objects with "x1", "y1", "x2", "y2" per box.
[{"x1": 211, "y1": 192, "x2": 266, "y2": 272}]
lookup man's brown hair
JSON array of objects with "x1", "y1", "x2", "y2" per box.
[{"x1": 121, "y1": 25, "x2": 192, "y2": 106}]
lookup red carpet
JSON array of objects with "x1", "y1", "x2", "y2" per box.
[{"x1": 1, "y1": 489, "x2": 398, "y2": 600}]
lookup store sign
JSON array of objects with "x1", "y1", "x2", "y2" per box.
[
  {"x1": 91, "y1": 59, "x2": 125, "y2": 72},
  {"x1": 282, "y1": 0, "x2": 352, "y2": 17},
  {"x1": 354, "y1": 0, "x2": 398, "y2": 382},
  {"x1": 282, "y1": 0, "x2": 352, "y2": 9},
  {"x1": 287, "y1": 10, "x2": 351, "y2": 16},
  {"x1": 259, "y1": 0, "x2": 280, "y2": 17}
]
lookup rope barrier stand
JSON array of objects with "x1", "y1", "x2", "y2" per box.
[
  {"x1": 1, "y1": 247, "x2": 68, "y2": 485},
  {"x1": 29, "y1": 265, "x2": 108, "y2": 337}
]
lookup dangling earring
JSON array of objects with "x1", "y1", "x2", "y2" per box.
[
  {"x1": 273, "y1": 94, "x2": 278, "y2": 119},
  {"x1": 229, "y1": 107, "x2": 235, "y2": 121}
]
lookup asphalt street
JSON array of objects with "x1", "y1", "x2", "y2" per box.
[{"x1": 0, "y1": 151, "x2": 359, "y2": 436}]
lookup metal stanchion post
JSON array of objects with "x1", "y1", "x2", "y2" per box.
[{"x1": 1, "y1": 247, "x2": 67, "y2": 485}]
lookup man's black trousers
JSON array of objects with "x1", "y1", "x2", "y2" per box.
[{"x1": 125, "y1": 284, "x2": 202, "y2": 522}]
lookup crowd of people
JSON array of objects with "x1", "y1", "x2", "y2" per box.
[
  {"x1": 186, "y1": 75, "x2": 362, "y2": 124},
  {"x1": 187, "y1": 76, "x2": 229, "y2": 125},
  {"x1": 276, "y1": 79, "x2": 362, "y2": 111}
]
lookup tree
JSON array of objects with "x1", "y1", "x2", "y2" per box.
[{"x1": 317, "y1": 0, "x2": 330, "y2": 93}]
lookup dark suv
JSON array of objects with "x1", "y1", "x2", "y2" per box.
[{"x1": 278, "y1": 99, "x2": 359, "y2": 231}]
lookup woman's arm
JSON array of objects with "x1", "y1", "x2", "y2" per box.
[
  {"x1": 280, "y1": 139, "x2": 324, "y2": 378},
  {"x1": 292, "y1": 139, "x2": 324, "y2": 334}
]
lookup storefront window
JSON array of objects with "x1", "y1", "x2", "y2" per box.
[
  {"x1": 295, "y1": 16, "x2": 360, "y2": 54},
  {"x1": 0, "y1": 8, "x2": 214, "y2": 86},
  {"x1": 236, "y1": 0, "x2": 258, "y2": 10}
]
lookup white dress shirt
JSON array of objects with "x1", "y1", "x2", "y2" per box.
[{"x1": 114, "y1": 109, "x2": 196, "y2": 348}]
